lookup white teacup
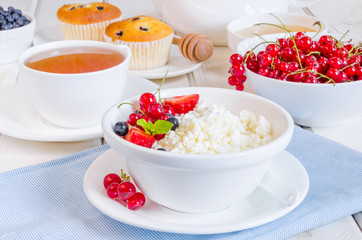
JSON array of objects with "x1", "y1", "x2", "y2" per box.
[{"x1": 18, "y1": 40, "x2": 131, "y2": 129}]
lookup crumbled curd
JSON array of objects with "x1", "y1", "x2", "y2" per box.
[{"x1": 152, "y1": 103, "x2": 273, "y2": 154}]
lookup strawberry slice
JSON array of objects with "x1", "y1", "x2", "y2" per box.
[
  {"x1": 163, "y1": 94, "x2": 199, "y2": 114},
  {"x1": 125, "y1": 127, "x2": 156, "y2": 148}
]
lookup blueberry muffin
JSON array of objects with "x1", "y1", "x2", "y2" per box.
[
  {"x1": 57, "y1": 2, "x2": 122, "y2": 41},
  {"x1": 104, "y1": 15, "x2": 174, "y2": 70}
]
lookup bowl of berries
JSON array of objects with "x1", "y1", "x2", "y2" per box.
[
  {"x1": 231, "y1": 32, "x2": 362, "y2": 127},
  {"x1": 0, "y1": 6, "x2": 35, "y2": 64},
  {"x1": 102, "y1": 82, "x2": 294, "y2": 213}
]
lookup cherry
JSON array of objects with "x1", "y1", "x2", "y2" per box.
[
  {"x1": 117, "y1": 181, "x2": 136, "y2": 201},
  {"x1": 127, "y1": 192, "x2": 146, "y2": 211},
  {"x1": 103, "y1": 173, "x2": 122, "y2": 189},
  {"x1": 139, "y1": 93, "x2": 157, "y2": 107}
]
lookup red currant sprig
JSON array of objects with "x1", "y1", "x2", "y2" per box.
[{"x1": 103, "y1": 170, "x2": 146, "y2": 211}]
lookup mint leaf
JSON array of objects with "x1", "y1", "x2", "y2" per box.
[
  {"x1": 153, "y1": 120, "x2": 174, "y2": 135},
  {"x1": 136, "y1": 119, "x2": 174, "y2": 136},
  {"x1": 136, "y1": 119, "x2": 154, "y2": 135}
]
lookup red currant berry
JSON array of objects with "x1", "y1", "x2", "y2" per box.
[
  {"x1": 278, "y1": 38, "x2": 289, "y2": 49},
  {"x1": 280, "y1": 47, "x2": 294, "y2": 62},
  {"x1": 305, "y1": 55, "x2": 318, "y2": 67},
  {"x1": 336, "y1": 47, "x2": 348, "y2": 58},
  {"x1": 244, "y1": 51, "x2": 256, "y2": 62},
  {"x1": 297, "y1": 36, "x2": 312, "y2": 52},
  {"x1": 304, "y1": 76, "x2": 319, "y2": 84},
  {"x1": 338, "y1": 71, "x2": 348, "y2": 82},
  {"x1": 345, "y1": 66, "x2": 356, "y2": 77},
  {"x1": 246, "y1": 60, "x2": 259, "y2": 72},
  {"x1": 265, "y1": 43, "x2": 280, "y2": 57},
  {"x1": 259, "y1": 53, "x2": 273, "y2": 67},
  {"x1": 162, "y1": 104, "x2": 175, "y2": 116},
  {"x1": 318, "y1": 35, "x2": 334, "y2": 46},
  {"x1": 293, "y1": 52, "x2": 306, "y2": 65},
  {"x1": 288, "y1": 62, "x2": 300, "y2": 72},
  {"x1": 295, "y1": 32, "x2": 305, "y2": 39},
  {"x1": 229, "y1": 53, "x2": 243, "y2": 65},
  {"x1": 349, "y1": 55, "x2": 361, "y2": 65},
  {"x1": 228, "y1": 75, "x2": 238, "y2": 86},
  {"x1": 235, "y1": 83, "x2": 244, "y2": 91},
  {"x1": 292, "y1": 72, "x2": 306, "y2": 82},
  {"x1": 229, "y1": 64, "x2": 245, "y2": 77},
  {"x1": 128, "y1": 113, "x2": 142, "y2": 126},
  {"x1": 257, "y1": 51, "x2": 266, "y2": 62},
  {"x1": 257, "y1": 67, "x2": 270, "y2": 77},
  {"x1": 158, "y1": 113, "x2": 170, "y2": 121},
  {"x1": 107, "y1": 183, "x2": 120, "y2": 199},
  {"x1": 148, "y1": 103, "x2": 164, "y2": 119},
  {"x1": 127, "y1": 192, "x2": 146, "y2": 211},
  {"x1": 268, "y1": 69, "x2": 279, "y2": 79},
  {"x1": 141, "y1": 115, "x2": 153, "y2": 123},
  {"x1": 103, "y1": 173, "x2": 122, "y2": 189},
  {"x1": 154, "y1": 134, "x2": 166, "y2": 140},
  {"x1": 139, "y1": 93, "x2": 157, "y2": 107},
  {"x1": 328, "y1": 57, "x2": 343, "y2": 69},
  {"x1": 326, "y1": 68, "x2": 340, "y2": 81},
  {"x1": 117, "y1": 181, "x2": 136, "y2": 201}
]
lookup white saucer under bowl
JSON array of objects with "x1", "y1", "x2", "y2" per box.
[
  {"x1": 33, "y1": 26, "x2": 202, "y2": 79},
  {"x1": 0, "y1": 76, "x2": 158, "y2": 142},
  {"x1": 83, "y1": 149, "x2": 309, "y2": 234}
]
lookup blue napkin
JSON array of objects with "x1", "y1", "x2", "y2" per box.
[{"x1": 0, "y1": 126, "x2": 361, "y2": 240}]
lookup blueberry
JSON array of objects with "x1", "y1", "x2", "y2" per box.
[
  {"x1": 24, "y1": 19, "x2": 30, "y2": 25},
  {"x1": 6, "y1": 15, "x2": 14, "y2": 23},
  {"x1": 14, "y1": 9, "x2": 22, "y2": 16},
  {"x1": 97, "y1": 6, "x2": 104, "y2": 10},
  {"x1": 167, "y1": 117, "x2": 179, "y2": 131},
  {"x1": 12, "y1": 13, "x2": 20, "y2": 20},
  {"x1": 157, "y1": 148, "x2": 166, "y2": 151},
  {"x1": 7, "y1": 6, "x2": 15, "y2": 14},
  {"x1": 113, "y1": 122, "x2": 129, "y2": 136}
]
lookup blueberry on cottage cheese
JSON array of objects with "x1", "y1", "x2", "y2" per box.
[{"x1": 0, "y1": 6, "x2": 30, "y2": 31}]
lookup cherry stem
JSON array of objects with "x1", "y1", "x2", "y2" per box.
[
  {"x1": 155, "y1": 69, "x2": 169, "y2": 103},
  {"x1": 117, "y1": 102, "x2": 145, "y2": 115},
  {"x1": 312, "y1": 21, "x2": 322, "y2": 39},
  {"x1": 287, "y1": 68, "x2": 336, "y2": 85},
  {"x1": 120, "y1": 169, "x2": 130, "y2": 182}
]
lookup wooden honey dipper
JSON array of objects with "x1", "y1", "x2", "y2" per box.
[{"x1": 172, "y1": 33, "x2": 214, "y2": 63}]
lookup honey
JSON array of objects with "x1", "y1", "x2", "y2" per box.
[
  {"x1": 236, "y1": 25, "x2": 317, "y2": 38},
  {"x1": 25, "y1": 47, "x2": 124, "y2": 74}
]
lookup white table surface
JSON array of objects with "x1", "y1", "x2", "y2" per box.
[{"x1": 0, "y1": 0, "x2": 361, "y2": 239}]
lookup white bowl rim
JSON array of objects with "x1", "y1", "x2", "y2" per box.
[
  {"x1": 0, "y1": 12, "x2": 36, "y2": 35},
  {"x1": 102, "y1": 87, "x2": 294, "y2": 168},
  {"x1": 18, "y1": 40, "x2": 131, "y2": 76},
  {"x1": 227, "y1": 12, "x2": 327, "y2": 33}
]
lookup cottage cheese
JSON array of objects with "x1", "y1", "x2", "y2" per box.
[{"x1": 152, "y1": 103, "x2": 273, "y2": 154}]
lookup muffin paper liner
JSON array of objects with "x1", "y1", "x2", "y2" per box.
[
  {"x1": 58, "y1": 17, "x2": 122, "y2": 41},
  {"x1": 104, "y1": 33, "x2": 174, "y2": 70}
]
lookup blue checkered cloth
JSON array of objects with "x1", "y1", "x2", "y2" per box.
[{"x1": 0, "y1": 126, "x2": 361, "y2": 240}]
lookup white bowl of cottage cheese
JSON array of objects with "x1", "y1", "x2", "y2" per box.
[{"x1": 102, "y1": 87, "x2": 294, "y2": 213}]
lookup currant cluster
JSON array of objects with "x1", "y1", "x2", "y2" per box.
[
  {"x1": 228, "y1": 32, "x2": 362, "y2": 90},
  {"x1": 103, "y1": 172, "x2": 146, "y2": 211}
]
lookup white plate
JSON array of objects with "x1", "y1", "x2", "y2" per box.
[
  {"x1": 33, "y1": 26, "x2": 202, "y2": 79},
  {"x1": 0, "y1": 76, "x2": 158, "y2": 142},
  {"x1": 83, "y1": 149, "x2": 309, "y2": 234}
]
